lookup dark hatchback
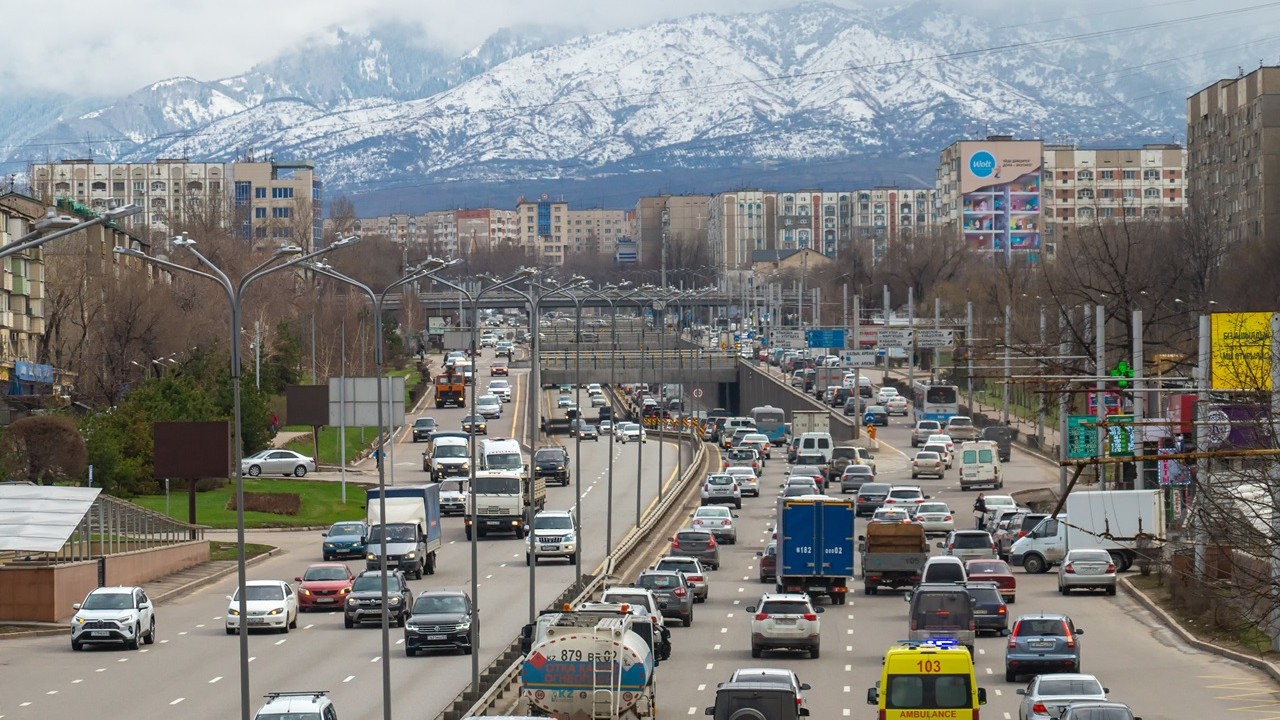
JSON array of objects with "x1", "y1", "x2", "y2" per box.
[
  {"x1": 344, "y1": 569, "x2": 412, "y2": 628},
  {"x1": 411, "y1": 417, "x2": 438, "y2": 442},
  {"x1": 670, "y1": 528, "x2": 720, "y2": 570},
  {"x1": 854, "y1": 482, "x2": 892, "y2": 516},
  {"x1": 964, "y1": 581, "x2": 1009, "y2": 635},
  {"x1": 404, "y1": 590, "x2": 473, "y2": 656},
  {"x1": 533, "y1": 446, "x2": 570, "y2": 486},
  {"x1": 636, "y1": 570, "x2": 695, "y2": 626}
]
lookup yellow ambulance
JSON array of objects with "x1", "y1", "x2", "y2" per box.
[{"x1": 866, "y1": 639, "x2": 987, "y2": 719}]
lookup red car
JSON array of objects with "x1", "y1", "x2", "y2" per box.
[
  {"x1": 295, "y1": 562, "x2": 356, "y2": 611},
  {"x1": 490, "y1": 361, "x2": 509, "y2": 376},
  {"x1": 965, "y1": 559, "x2": 1017, "y2": 603},
  {"x1": 757, "y1": 541, "x2": 777, "y2": 583}
]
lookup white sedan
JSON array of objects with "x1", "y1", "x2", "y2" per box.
[
  {"x1": 876, "y1": 386, "x2": 900, "y2": 404},
  {"x1": 914, "y1": 501, "x2": 956, "y2": 536},
  {"x1": 615, "y1": 422, "x2": 647, "y2": 443},
  {"x1": 476, "y1": 394, "x2": 503, "y2": 419},
  {"x1": 241, "y1": 449, "x2": 316, "y2": 477},
  {"x1": 487, "y1": 380, "x2": 512, "y2": 402},
  {"x1": 225, "y1": 580, "x2": 298, "y2": 634}
]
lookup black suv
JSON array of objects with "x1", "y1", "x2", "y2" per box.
[
  {"x1": 411, "y1": 417, "x2": 438, "y2": 442},
  {"x1": 404, "y1": 590, "x2": 473, "y2": 656},
  {"x1": 705, "y1": 682, "x2": 809, "y2": 720},
  {"x1": 533, "y1": 446, "x2": 570, "y2": 486},
  {"x1": 344, "y1": 569, "x2": 412, "y2": 628}
]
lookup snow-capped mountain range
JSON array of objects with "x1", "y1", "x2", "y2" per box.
[{"x1": 1, "y1": 1, "x2": 1259, "y2": 211}]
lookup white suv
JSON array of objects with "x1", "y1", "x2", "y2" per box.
[
  {"x1": 601, "y1": 586, "x2": 666, "y2": 627},
  {"x1": 254, "y1": 690, "x2": 336, "y2": 720},
  {"x1": 526, "y1": 509, "x2": 578, "y2": 565},
  {"x1": 71, "y1": 586, "x2": 156, "y2": 650},
  {"x1": 746, "y1": 592, "x2": 824, "y2": 659}
]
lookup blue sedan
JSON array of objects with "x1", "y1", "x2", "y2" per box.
[{"x1": 322, "y1": 521, "x2": 367, "y2": 561}]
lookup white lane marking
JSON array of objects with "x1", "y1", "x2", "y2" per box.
[
  {"x1": 977, "y1": 648, "x2": 985, "y2": 655},
  {"x1": 46, "y1": 691, "x2": 57, "y2": 695},
  {"x1": 500, "y1": 563, "x2": 508, "y2": 568},
  {"x1": 178, "y1": 631, "x2": 188, "y2": 636},
  {"x1": 95, "y1": 668, "x2": 106, "y2": 673},
  {"x1": 737, "y1": 587, "x2": 744, "y2": 593},
  {"x1": 720, "y1": 627, "x2": 727, "y2": 634},
  {"x1": 733, "y1": 600, "x2": 740, "y2": 605},
  {"x1": 139, "y1": 649, "x2": 150, "y2": 654},
  {"x1": 19, "y1": 703, "x2": 31, "y2": 707},
  {"x1": 212, "y1": 616, "x2": 221, "y2": 620},
  {"x1": 705, "y1": 663, "x2": 714, "y2": 670},
  {"x1": 209, "y1": 677, "x2": 222, "y2": 684},
  {"x1": 305, "y1": 624, "x2": 315, "y2": 630},
  {"x1": 160, "y1": 640, "x2": 169, "y2": 644},
  {"x1": 486, "y1": 574, "x2": 493, "y2": 579},
  {"x1": 343, "y1": 675, "x2": 356, "y2": 683},
  {"x1": 371, "y1": 656, "x2": 381, "y2": 663},
  {"x1": 843, "y1": 686, "x2": 850, "y2": 693},
  {"x1": 845, "y1": 664, "x2": 852, "y2": 672},
  {"x1": 117, "y1": 658, "x2": 128, "y2": 663},
  {"x1": 846, "y1": 628, "x2": 853, "y2": 635},
  {"x1": 1003, "y1": 714, "x2": 1011, "y2": 720},
  {"x1": 449, "y1": 540, "x2": 456, "y2": 545},
  {"x1": 742, "y1": 576, "x2": 750, "y2": 580},
  {"x1": 842, "y1": 710, "x2": 850, "y2": 717},
  {"x1": 713, "y1": 644, "x2": 721, "y2": 650},
  {"x1": 847, "y1": 614, "x2": 854, "y2": 620},
  {"x1": 726, "y1": 613, "x2": 734, "y2": 619},
  {"x1": 698, "y1": 684, "x2": 707, "y2": 691},
  {"x1": 195, "y1": 624, "x2": 205, "y2": 628},
  {"x1": 274, "y1": 639, "x2": 287, "y2": 646},
  {"x1": 248, "y1": 656, "x2": 256, "y2": 663},
  {"x1": 688, "y1": 708, "x2": 697, "y2": 715},
  {"x1": 72, "y1": 679, "x2": 83, "y2": 684},
  {"x1": 994, "y1": 689, "x2": 1003, "y2": 696},
  {"x1": 396, "y1": 639, "x2": 404, "y2": 645},
  {"x1": 985, "y1": 667, "x2": 993, "y2": 674},
  {"x1": 170, "y1": 698, "x2": 184, "y2": 706},
  {"x1": 846, "y1": 645, "x2": 853, "y2": 652}
]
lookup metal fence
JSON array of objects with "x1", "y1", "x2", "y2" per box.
[{"x1": 1, "y1": 493, "x2": 205, "y2": 564}]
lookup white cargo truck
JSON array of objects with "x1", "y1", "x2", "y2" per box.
[
  {"x1": 1009, "y1": 489, "x2": 1164, "y2": 574},
  {"x1": 790, "y1": 410, "x2": 831, "y2": 437}
]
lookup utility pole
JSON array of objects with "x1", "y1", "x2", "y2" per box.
[
  {"x1": 1002, "y1": 305, "x2": 1011, "y2": 425},
  {"x1": 1095, "y1": 304, "x2": 1107, "y2": 489},
  {"x1": 1132, "y1": 309, "x2": 1145, "y2": 490},
  {"x1": 853, "y1": 294, "x2": 862, "y2": 441},
  {"x1": 966, "y1": 302, "x2": 974, "y2": 412},
  {"x1": 932, "y1": 297, "x2": 941, "y2": 381},
  {"x1": 1058, "y1": 309, "x2": 1070, "y2": 496},
  {"x1": 907, "y1": 286, "x2": 915, "y2": 391}
]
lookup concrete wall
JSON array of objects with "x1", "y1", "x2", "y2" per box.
[
  {"x1": 0, "y1": 541, "x2": 209, "y2": 622},
  {"x1": 736, "y1": 360, "x2": 859, "y2": 443}
]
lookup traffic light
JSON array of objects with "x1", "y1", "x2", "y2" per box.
[{"x1": 1110, "y1": 360, "x2": 1133, "y2": 389}]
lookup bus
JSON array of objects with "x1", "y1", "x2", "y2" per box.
[
  {"x1": 748, "y1": 405, "x2": 788, "y2": 445},
  {"x1": 912, "y1": 382, "x2": 960, "y2": 422}
]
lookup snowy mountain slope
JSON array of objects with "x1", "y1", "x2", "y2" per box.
[{"x1": 2, "y1": 1, "x2": 1266, "y2": 198}]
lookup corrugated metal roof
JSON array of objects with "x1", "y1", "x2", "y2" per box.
[{"x1": 0, "y1": 484, "x2": 101, "y2": 552}]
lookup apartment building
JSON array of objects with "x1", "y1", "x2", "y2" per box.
[
  {"x1": 1187, "y1": 66, "x2": 1280, "y2": 245},
  {"x1": 634, "y1": 195, "x2": 711, "y2": 266},
  {"x1": 517, "y1": 197, "x2": 570, "y2": 265},
  {"x1": 29, "y1": 158, "x2": 323, "y2": 249},
  {"x1": 1041, "y1": 144, "x2": 1186, "y2": 249},
  {"x1": 564, "y1": 208, "x2": 629, "y2": 256},
  {"x1": 706, "y1": 190, "x2": 777, "y2": 271},
  {"x1": 937, "y1": 136, "x2": 1045, "y2": 262},
  {"x1": 0, "y1": 193, "x2": 150, "y2": 408},
  {"x1": 848, "y1": 187, "x2": 937, "y2": 263},
  {"x1": 456, "y1": 208, "x2": 520, "y2": 254}
]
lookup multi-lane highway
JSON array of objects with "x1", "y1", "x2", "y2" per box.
[
  {"x1": 0, "y1": 351, "x2": 681, "y2": 720},
  {"x1": 641, "y1": 369, "x2": 1280, "y2": 720}
]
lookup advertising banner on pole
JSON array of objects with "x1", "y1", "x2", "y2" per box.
[{"x1": 1210, "y1": 311, "x2": 1274, "y2": 390}]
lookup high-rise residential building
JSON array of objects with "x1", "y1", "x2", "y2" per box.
[
  {"x1": 1187, "y1": 66, "x2": 1280, "y2": 245},
  {"x1": 1041, "y1": 144, "x2": 1186, "y2": 251},
  {"x1": 706, "y1": 190, "x2": 777, "y2": 272},
  {"x1": 635, "y1": 194, "x2": 711, "y2": 267},
  {"x1": 848, "y1": 187, "x2": 937, "y2": 263},
  {"x1": 564, "y1": 208, "x2": 629, "y2": 256},
  {"x1": 937, "y1": 136, "x2": 1046, "y2": 263},
  {"x1": 456, "y1": 208, "x2": 520, "y2": 254},
  {"x1": 28, "y1": 158, "x2": 323, "y2": 249},
  {"x1": 517, "y1": 196, "x2": 570, "y2": 265}
]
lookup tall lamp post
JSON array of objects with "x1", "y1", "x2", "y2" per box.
[
  {"x1": 1, "y1": 203, "x2": 143, "y2": 260},
  {"x1": 621, "y1": 285, "x2": 658, "y2": 527},
  {"x1": 602, "y1": 283, "x2": 644, "y2": 556},
  {"x1": 304, "y1": 258, "x2": 449, "y2": 720},
  {"x1": 408, "y1": 266, "x2": 534, "y2": 694},
  {"x1": 565, "y1": 283, "x2": 615, "y2": 584},
  {"x1": 115, "y1": 234, "x2": 358, "y2": 720},
  {"x1": 494, "y1": 275, "x2": 588, "y2": 622}
]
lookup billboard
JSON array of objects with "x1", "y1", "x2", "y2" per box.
[
  {"x1": 958, "y1": 140, "x2": 1043, "y2": 259},
  {"x1": 1210, "y1": 312, "x2": 1273, "y2": 391}
]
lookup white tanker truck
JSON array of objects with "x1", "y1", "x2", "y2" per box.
[{"x1": 518, "y1": 604, "x2": 660, "y2": 720}]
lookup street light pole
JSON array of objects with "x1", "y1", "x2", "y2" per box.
[
  {"x1": 604, "y1": 283, "x2": 641, "y2": 557},
  {"x1": 1, "y1": 203, "x2": 142, "y2": 260},
  {"x1": 567, "y1": 284, "x2": 615, "y2": 585},
  {"x1": 116, "y1": 234, "x2": 357, "y2": 720}
]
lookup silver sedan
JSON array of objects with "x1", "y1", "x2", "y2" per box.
[
  {"x1": 914, "y1": 501, "x2": 956, "y2": 536},
  {"x1": 1058, "y1": 548, "x2": 1118, "y2": 595},
  {"x1": 241, "y1": 449, "x2": 316, "y2": 477},
  {"x1": 691, "y1": 505, "x2": 737, "y2": 544}
]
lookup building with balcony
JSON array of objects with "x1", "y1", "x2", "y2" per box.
[{"x1": 1187, "y1": 66, "x2": 1280, "y2": 245}]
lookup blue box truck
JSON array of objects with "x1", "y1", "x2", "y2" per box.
[
  {"x1": 365, "y1": 484, "x2": 442, "y2": 579},
  {"x1": 775, "y1": 495, "x2": 855, "y2": 605}
]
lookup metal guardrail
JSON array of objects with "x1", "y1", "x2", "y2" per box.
[
  {"x1": 440, "y1": 429, "x2": 711, "y2": 720},
  {"x1": 539, "y1": 350, "x2": 738, "y2": 373}
]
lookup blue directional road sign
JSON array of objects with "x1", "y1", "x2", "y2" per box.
[{"x1": 806, "y1": 328, "x2": 846, "y2": 348}]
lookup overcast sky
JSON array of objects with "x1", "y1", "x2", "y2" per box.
[{"x1": 2, "y1": 0, "x2": 1268, "y2": 97}]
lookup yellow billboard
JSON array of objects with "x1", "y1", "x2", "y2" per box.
[{"x1": 1210, "y1": 312, "x2": 1274, "y2": 390}]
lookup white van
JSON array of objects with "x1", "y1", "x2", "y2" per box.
[
  {"x1": 797, "y1": 432, "x2": 834, "y2": 463},
  {"x1": 479, "y1": 438, "x2": 526, "y2": 478},
  {"x1": 957, "y1": 440, "x2": 1001, "y2": 491}
]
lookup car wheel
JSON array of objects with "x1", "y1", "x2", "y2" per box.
[
  {"x1": 809, "y1": 645, "x2": 820, "y2": 659},
  {"x1": 226, "y1": 627, "x2": 236, "y2": 635},
  {"x1": 294, "y1": 465, "x2": 308, "y2": 477},
  {"x1": 684, "y1": 611, "x2": 693, "y2": 627},
  {"x1": 463, "y1": 644, "x2": 473, "y2": 655},
  {"x1": 344, "y1": 615, "x2": 354, "y2": 629},
  {"x1": 751, "y1": 644, "x2": 762, "y2": 659},
  {"x1": 289, "y1": 610, "x2": 298, "y2": 629},
  {"x1": 1022, "y1": 554, "x2": 1047, "y2": 574},
  {"x1": 248, "y1": 465, "x2": 262, "y2": 477},
  {"x1": 127, "y1": 625, "x2": 141, "y2": 650},
  {"x1": 1106, "y1": 585, "x2": 1117, "y2": 596},
  {"x1": 323, "y1": 554, "x2": 333, "y2": 562},
  {"x1": 1005, "y1": 669, "x2": 1017, "y2": 682},
  {"x1": 145, "y1": 618, "x2": 156, "y2": 645},
  {"x1": 1060, "y1": 585, "x2": 1069, "y2": 595},
  {"x1": 72, "y1": 638, "x2": 83, "y2": 651},
  {"x1": 406, "y1": 647, "x2": 415, "y2": 657},
  {"x1": 569, "y1": 552, "x2": 578, "y2": 565}
]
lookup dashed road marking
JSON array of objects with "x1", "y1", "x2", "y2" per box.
[
  {"x1": 687, "y1": 708, "x2": 696, "y2": 715},
  {"x1": 706, "y1": 663, "x2": 714, "y2": 670},
  {"x1": 843, "y1": 686, "x2": 850, "y2": 693},
  {"x1": 95, "y1": 669, "x2": 105, "y2": 673},
  {"x1": 371, "y1": 656, "x2": 381, "y2": 663},
  {"x1": 977, "y1": 648, "x2": 985, "y2": 655},
  {"x1": 985, "y1": 667, "x2": 993, "y2": 674},
  {"x1": 170, "y1": 698, "x2": 184, "y2": 706},
  {"x1": 845, "y1": 664, "x2": 852, "y2": 671},
  {"x1": 19, "y1": 703, "x2": 31, "y2": 708},
  {"x1": 274, "y1": 639, "x2": 287, "y2": 646},
  {"x1": 249, "y1": 656, "x2": 256, "y2": 663},
  {"x1": 698, "y1": 684, "x2": 706, "y2": 691},
  {"x1": 117, "y1": 658, "x2": 128, "y2": 663},
  {"x1": 209, "y1": 677, "x2": 222, "y2": 684},
  {"x1": 178, "y1": 631, "x2": 188, "y2": 636},
  {"x1": 343, "y1": 675, "x2": 355, "y2": 683},
  {"x1": 713, "y1": 644, "x2": 721, "y2": 650},
  {"x1": 195, "y1": 624, "x2": 205, "y2": 628},
  {"x1": 720, "y1": 628, "x2": 727, "y2": 634},
  {"x1": 486, "y1": 574, "x2": 493, "y2": 579},
  {"x1": 305, "y1": 624, "x2": 315, "y2": 630},
  {"x1": 45, "y1": 691, "x2": 57, "y2": 696}
]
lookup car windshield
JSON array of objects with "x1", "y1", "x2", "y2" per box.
[
  {"x1": 435, "y1": 445, "x2": 467, "y2": 458},
  {"x1": 785, "y1": 477, "x2": 818, "y2": 487},
  {"x1": 81, "y1": 592, "x2": 133, "y2": 610},
  {"x1": 696, "y1": 507, "x2": 731, "y2": 518},
  {"x1": 536, "y1": 515, "x2": 574, "y2": 530},
  {"x1": 352, "y1": 575, "x2": 401, "y2": 593},
  {"x1": 659, "y1": 560, "x2": 698, "y2": 573},
  {"x1": 884, "y1": 675, "x2": 972, "y2": 710},
  {"x1": 916, "y1": 452, "x2": 940, "y2": 461},
  {"x1": 486, "y1": 453, "x2": 522, "y2": 470},
  {"x1": 844, "y1": 466, "x2": 873, "y2": 476},
  {"x1": 923, "y1": 445, "x2": 948, "y2": 455},
  {"x1": 1017, "y1": 618, "x2": 1068, "y2": 636},
  {"x1": 760, "y1": 600, "x2": 811, "y2": 614},
  {"x1": 367, "y1": 524, "x2": 417, "y2": 542},
  {"x1": 917, "y1": 503, "x2": 949, "y2": 513},
  {"x1": 412, "y1": 595, "x2": 468, "y2": 615},
  {"x1": 329, "y1": 522, "x2": 364, "y2": 536},
  {"x1": 967, "y1": 561, "x2": 1008, "y2": 574},
  {"x1": 966, "y1": 585, "x2": 1002, "y2": 603},
  {"x1": 707, "y1": 475, "x2": 734, "y2": 486},
  {"x1": 414, "y1": 419, "x2": 436, "y2": 428},
  {"x1": 535, "y1": 450, "x2": 563, "y2": 461},
  {"x1": 952, "y1": 533, "x2": 992, "y2": 548},
  {"x1": 237, "y1": 585, "x2": 284, "y2": 602},
  {"x1": 303, "y1": 567, "x2": 349, "y2": 581},
  {"x1": 478, "y1": 396, "x2": 499, "y2": 405},
  {"x1": 1038, "y1": 678, "x2": 1104, "y2": 696},
  {"x1": 474, "y1": 476, "x2": 521, "y2": 494},
  {"x1": 986, "y1": 497, "x2": 1016, "y2": 507},
  {"x1": 490, "y1": 381, "x2": 509, "y2": 389}
]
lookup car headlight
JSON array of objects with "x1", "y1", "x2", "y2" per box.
[
  {"x1": 367, "y1": 553, "x2": 377, "y2": 560},
  {"x1": 228, "y1": 608, "x2": 240, "y2": 616},
  {"x1": 340, "y1": 587, "x2": 351, "y2": 594},
  {"x1": 324, "y1": 542, "x2": 335, "y2": 548},
  {"x1": 564, "y1": 533, "x2": 576, "y2": 542},
  {"x1": 460, "y1": 463, "x2": 469, "y2": 471},
  {"x1": 268, "y1": 607, "x2": 284, "y2": 616},
  {"x1": 457, "y1": 620, "x2": 472, "y2": 631},
  {"x1": 405, "y1": 551, "x2": 417, "y2": 559},
  {"x1": 388, "y1": 597, "x2": 402, "y2": 606},
  {"x1": 299, "y1": 588, "x2": 312, "y2": 596},
  {"x1": 347, "y1": 597, "x2": 357, "y2": 605},
  {"x1": 74, "y1": 616, "x2": 85, "y2": 624}
]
